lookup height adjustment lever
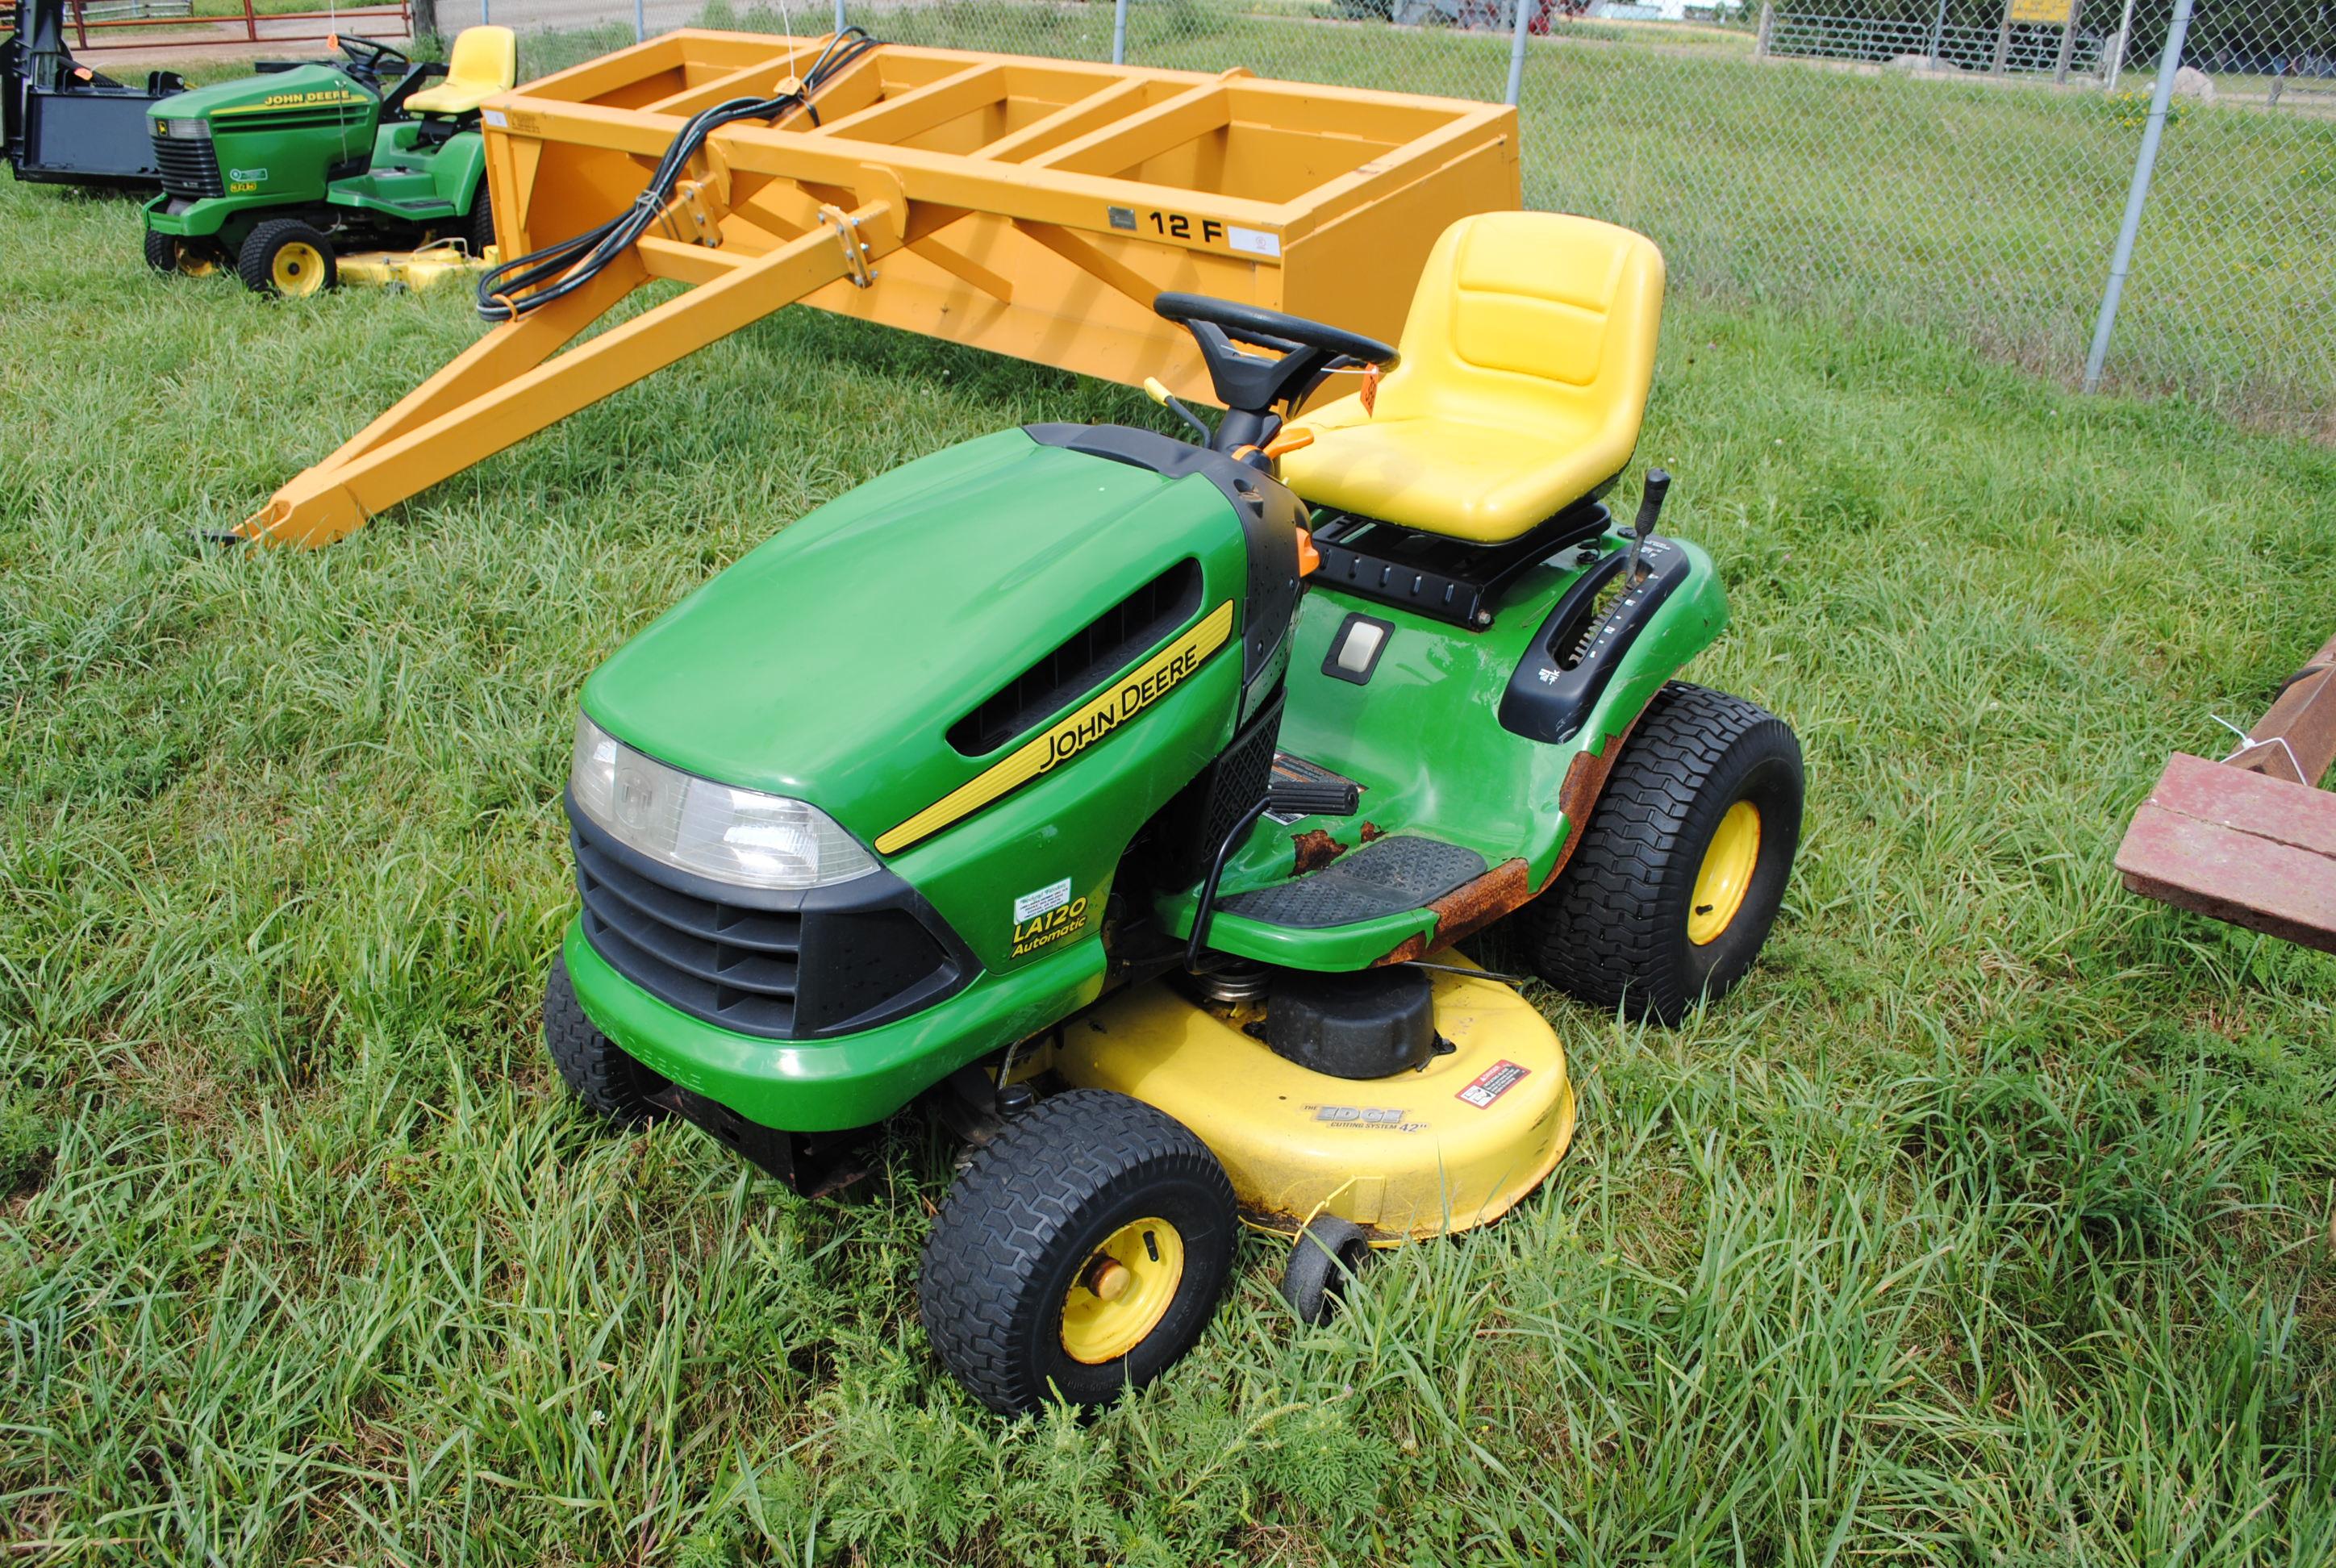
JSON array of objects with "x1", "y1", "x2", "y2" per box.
[{"x1": 1623, "y1": 468, "x2": 1670, "y2": 583}]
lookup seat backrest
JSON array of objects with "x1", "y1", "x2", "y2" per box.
[
  {"x1": 443, "y1": 24, "x2": 517, "y2": 95},
  {"x1": 1375, "y1": 211, "x2": 1664, "y2": 440}
]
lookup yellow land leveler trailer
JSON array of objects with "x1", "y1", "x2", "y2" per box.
[{"x1": 236, "y1": 30, "x2": 1524, "y2": 546}]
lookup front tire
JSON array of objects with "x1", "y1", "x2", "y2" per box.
[
  {"x1": 238, "y1": 218, "x2": 336, "y2": 298},
  {"x1": 920, "y1": 1090, "x2": 1237, "y2": 1415},
  {"x1": 1519, "y1": 682, "x2": 1803, "y2": 1024},
  {"x1": 543, "y1": 953, "x2": 670, "y2": 1126},
  {"x1": 145, "y1": 227, "x2": 219, "y2": 277}
]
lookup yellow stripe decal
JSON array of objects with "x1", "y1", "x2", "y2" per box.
[
  {"x1": 877, "y1": 600, "x2": 1235, "y2": 856},
  {"x1": 212, "y1": 97, "x2": 370, "y2": 114}
]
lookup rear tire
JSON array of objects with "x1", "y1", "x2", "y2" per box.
[
  {"x1": 920, "y1": 1090, "x2": 1237, "y2": 1415},
  {"x1": 238, "y1": 218, "x2": 336, "y2": 298},
  {"x1": 1518, "y1": 682, "x2": 1803, "y2": 1024},
  {"x1": 544, "y1": 953, "x2": 669, "y2": 1126},
  {"x1": 466, "y1": 189, "x2": 497, "y2": 259}
]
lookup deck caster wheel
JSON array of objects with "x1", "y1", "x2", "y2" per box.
[
  {"x1": 543, "y1": 953, "x2": 670, "y2": 1127},
  {"x1": 1282, "y1": 1215, "x2": 1373, "y2": 1327},
  {"x1": 1520, "y1": 682, "x2": 1803, "y2": 1025},
  {"x1": 919, "y1": 1089, "x2": 1237, "y2": 1415},
  {"x1": 238, "y1": 218, "x2": 337, "y2": 298}
]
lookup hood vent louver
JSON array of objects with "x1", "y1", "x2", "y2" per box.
[{"x1": 948, "y1": 557, "x2": 1204, "y2": 757}]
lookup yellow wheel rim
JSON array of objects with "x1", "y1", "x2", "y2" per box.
[
  {"x1": 1059, "y1": 1217, "x2": 1184, "y2": 1365},
  {"x1": 1687, "y1": 799, "x2": 1762, "y2": 946},
  {"x1": 182, "y1": 255, "x2": 217, "y2": 278},
  {"x1": 271, "y1": 241, "x2": 327, "y2": 298}
]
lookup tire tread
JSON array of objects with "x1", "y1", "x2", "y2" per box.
[
  {"x1": 543, "y1": 953, "x2": 664, "y2": 1125},
  {"x1": 920, "y1": 1090, "x2": 1233, "y2": 1413},
  {"x1": 1522, "y1": 682, "x2": 1798, "y2": 1021}
]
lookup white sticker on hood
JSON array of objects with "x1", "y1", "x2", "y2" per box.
[{"x1": 1013, "y1": 878, "x2": 1073, "y2": 924}]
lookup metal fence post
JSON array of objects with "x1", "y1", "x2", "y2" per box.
[
  {"x1": 2083, "y1": 0, "x2": 2195, "y2": 393},
  {"x1": 1112, "y1": 0, "x2": 1128, "y2": 65},
  {"x1": 2052, "y1": 0, "x2": 2084, "y2": 81},
  {"x1": 833, "y1": 0, "x2": 845, "y2": 35},
  {"x1": 634, "y1": 0, "x2": 644, "y2": 42},
  {"x1": 2105, "y1": 0, "x2": 2138, "y2": 89},
  {"x1": 1754, "y1": 0, "x2": 1773, "y2": 57},
  {"x1": 1504, "y1": 0, "x2": 1531, "y2": 106}
]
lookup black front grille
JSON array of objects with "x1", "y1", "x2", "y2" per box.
[
  {"x1": 570, "y1": 809, "x2": 971, "y2": 1041},
  {"x1": 151, "y1": 133, "x2": 223, "y2": 198}
]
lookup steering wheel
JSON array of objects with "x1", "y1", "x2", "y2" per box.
[
  {"x1": 1153, "y1": 294, "x2": 1395, "y2": 446},
  {"x1": 336, "y1": 34, "x2": 410, "y2": 86}
]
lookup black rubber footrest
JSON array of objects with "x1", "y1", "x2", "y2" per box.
[{"x1": 1219, "y1": 834, "x2": 1486, "y2": 930}]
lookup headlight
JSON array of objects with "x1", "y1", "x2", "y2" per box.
[
  {"x1": 568, "y1": 714, "x2": 878, "y2": 890},
  {"x1": 159, "y1": 118, "x2": 211, "y2": 140}
]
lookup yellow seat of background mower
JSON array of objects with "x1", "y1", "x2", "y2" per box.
[
  {"x1": 1279, "y1": 211, "x2": 1665, "y2": 544},
  {"x1": 404, "y1": 25, "x2": 517, "y2": 116}
]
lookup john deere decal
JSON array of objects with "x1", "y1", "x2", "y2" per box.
[{"x1": 878, "y1": 602, "x2": 1233, "y2": 854}]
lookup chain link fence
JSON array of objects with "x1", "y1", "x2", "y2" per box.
[{"x1": 454, "y1": 0, "x2": 2330, "y2": 431}]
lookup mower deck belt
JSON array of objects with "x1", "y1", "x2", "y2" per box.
[{"x1": 1220, "y1": 835, "x2": 1486, "y2": 930}]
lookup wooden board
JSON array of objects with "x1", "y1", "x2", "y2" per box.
[{"x1": 2115, "y1": 751, "x2": 2336, "y2": 953}]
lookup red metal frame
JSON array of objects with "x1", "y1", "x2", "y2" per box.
[{"x1": 66, "y1": 0, "x2": 411, "y2": 52}]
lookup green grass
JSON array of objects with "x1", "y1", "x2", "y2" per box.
[{"x1": 4, "y1": 142, "x2": 2336, "y2": 1566}]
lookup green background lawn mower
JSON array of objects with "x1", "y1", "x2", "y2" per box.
[
  {"x1": 141, "y1": 26, "x2": 515, "y2": 296},
  {"x1": 543, "y1": 211, "x2": 1805, "y2": 1414}
]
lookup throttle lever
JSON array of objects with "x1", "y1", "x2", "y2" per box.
[{"x1": 1143, "y1": 377, "x2": 1213, "y2": 446}]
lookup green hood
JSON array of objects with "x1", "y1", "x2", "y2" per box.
[
  {"x1": 581, "y1": 427, "x2": 1253, "y2": 850},
  {"x1": 148, "y1": 63, "x2": 372, "y2": 126}
]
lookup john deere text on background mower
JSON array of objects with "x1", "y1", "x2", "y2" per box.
[
  {"x1": 544, "y1": 211, "x2": 1805, "y2": 1413},
  {"x1": 141, "y1": 26, "x2": 515, "y2": 294}
]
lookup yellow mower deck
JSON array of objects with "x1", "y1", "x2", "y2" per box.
[
  {"x1": 237, "y1": 31, "x2": 1520, "y2": 546},
  {"x1": 335, "y1": 241, "x2": 499, "y2": 294},
  {"x1": 1050, "y1": 965, "x2": 1575, "y2": 1244}
]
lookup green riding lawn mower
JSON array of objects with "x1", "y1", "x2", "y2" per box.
[
  {"x1": 544, "y1": 211, "x2": 1804, "y2": 1414},
  {"x1": 141, "y1": 25, "x2": 515, "y2": 295}
]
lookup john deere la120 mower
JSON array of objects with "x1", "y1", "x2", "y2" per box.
[
  {"x1": 544, "y1": 211, "x2": 1804, "y2": 1413},
  {"x1": 141, "y1": 26, "x2": 515, "y2": 294}
]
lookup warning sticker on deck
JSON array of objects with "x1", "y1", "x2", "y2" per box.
[{"x1": 1455, "y1": 1060, "x2": 1529, "y2": 1109}]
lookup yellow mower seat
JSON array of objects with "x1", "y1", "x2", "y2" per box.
[
  {"x1": 404, "y1": 25, "x2": 517, "y2": 116},
  {"x1": 1278, "y1": 211, "x2": 1665, "y2": 544}
]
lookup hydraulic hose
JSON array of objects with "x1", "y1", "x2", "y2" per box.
[{"x1": 476, "y1": 27, "x2": 882, "y2": 323}]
